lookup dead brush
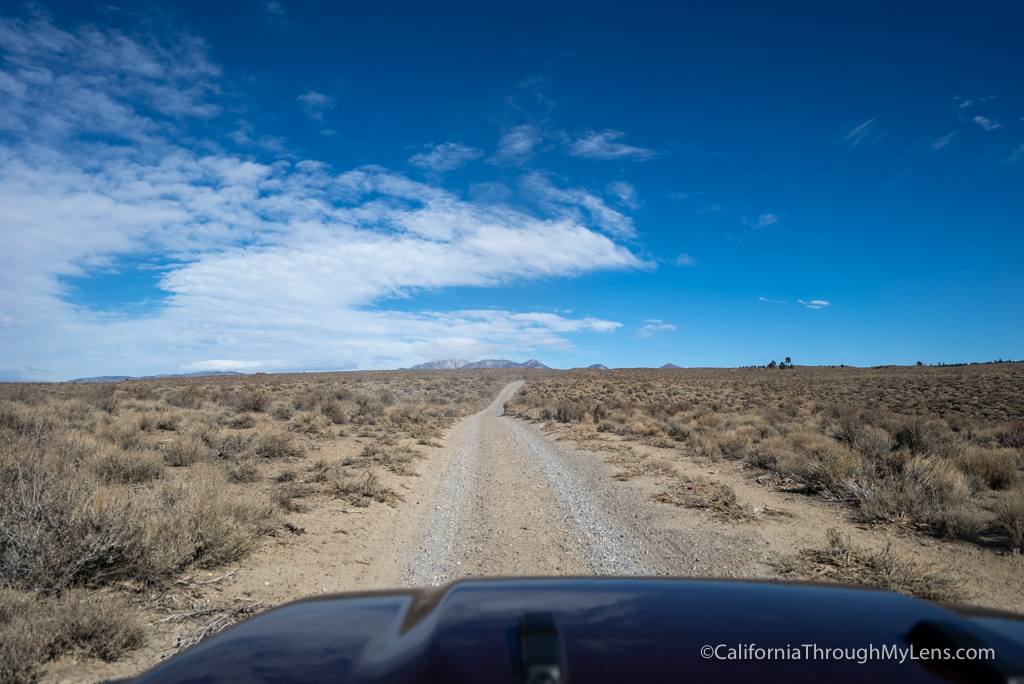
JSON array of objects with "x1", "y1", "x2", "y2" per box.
[
  {"x1": 327, "y1": 467, "x2": 402, "y2": 507},
  {"x1": 653, "y1": 476, "x2": 754, "y2": 521},
  {"x1": 360, "y1": 443, "x2": 419, "y2": 475},
  {"x1": 604, "y1": 448, "x2": 675, "y2": 480},
  {"x1": 777, "y1": 528, "x2": 965, "y2": 603}
]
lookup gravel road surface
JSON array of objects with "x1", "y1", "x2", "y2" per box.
[{"x1": 407, "y1": 381, "x2": 695, "y2": 585}]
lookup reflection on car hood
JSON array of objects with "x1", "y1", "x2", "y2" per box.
[{"x1": 124, "y1": 577, "x2": 1024, "y2": 683}]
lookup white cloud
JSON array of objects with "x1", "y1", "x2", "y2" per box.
[
  {"x1": 0, "y1": 14, "x2": 643, "y2": 380},
  {"x1": 520, "y1": 173, "x2": 638, "y2": 238},
  {"x1": 567, "y1": 130, "x2": 655, "y2": 160},
  {"x1": 972, "y1": 115, "x2": 1002, "y2": 131},
  {"x1": 297, "y1": 89, "x2": 336, "y2": 121},
  {"x1": 798, "y1": 299, "x2": 830, "y2": 309},
  {"x1": 675, "y1": 253, "x2": 696, "y2": 267},
  {"x1": 489, "y1": 125, "x2": 541, "y2": 165},
  {"x1": 606, "y1": 181, "x2": 639, "y2": 209},
  {"x1": 758, "y1": 297, "x2": 786, "y2": 304},
  {"x1": 747, "y1": 213, "x2": 779, "y2": 229},
  {"x1": 409, "y1": 142, "x2": 483, "y2": 172},
  {"x1": 637, "y1": 322, "x2": 676, "y2": 338}
]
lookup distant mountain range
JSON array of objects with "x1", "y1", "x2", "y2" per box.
[
  {"x1": 586, "y1": 364, "x2": 609, "y2": 369},
  {"x1": 405, "y1": 359, "x2": 550, "y2": 371},
  {"x1": 660, "y1": 363, "x2": 682, "y2": 369},
  {"x1": 68, "y1": 370, "x2": 244, "y2": 383}
]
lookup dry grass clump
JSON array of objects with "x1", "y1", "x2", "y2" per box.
[
  {"x1": 778, "y1": 528, "x2": 965, "y2": 603},
  {"x1": 88, "y1": 447, "x2": 164, "y2": 484}
]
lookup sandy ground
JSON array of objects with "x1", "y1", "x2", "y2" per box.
[{"x1": 47, "y1": 380, "x2": 1024, "y2": 683}]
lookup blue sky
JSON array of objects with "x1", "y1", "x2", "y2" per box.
[{"x1": 1, "y1": 1, "x2": 1022, "y2": 380}]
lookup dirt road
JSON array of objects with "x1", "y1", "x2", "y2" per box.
[{"x1": 405, "y1": 380, "x2": 766, "y2": 584}]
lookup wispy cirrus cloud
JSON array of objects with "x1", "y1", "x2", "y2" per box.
[
  {"x1": 675, "y1": 253, "x2": 697, "y2": 267},
  {"x1": 0, "y1": 12, "x2": 644, "y2": 379},
  {"x1": 489, "y1": 124, "x2": 542, "y2": 165},
  {"x1": 409, "y1": 142, "x2": 483, "y2": 172},
  {"x1": 798, "y1": 299, "x2": 830, "y2": 309},
  {"x1": 567, "y1": 129, "x2": 655, "y2": 160},
  {"x1": 297, "y1": 89, "x2": 336, "y2": 121},
  {"x1": 835, "y1": 118, "x2": 882, "y2": 151},
  {"x1": 930, "y1": 132, "x2": 956, "y2": 150},
  {"x1": 520, "y1": 172, "x2": 638, "y2": 238},
  {"x1": 261, "y1": 1, "x2": 290, "y2": 30},
  {"x1": 758, "y1": 297, "x2": 786, "y2": 304},
  {"x1": 638, "y1": 320, "x2": 676, "y2": 338},
  {"x1": 606, "y1": 181, "x2": 639, "y2": 209},
  {"x1": 746, "y1": 213, "x2": 779, "y2": 229},
  {"x1": 972, "y1": 115, "x2": 1002, "y2": 131}
]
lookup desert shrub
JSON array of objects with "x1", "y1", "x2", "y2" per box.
[
  {"x1": 998, "y1": 420, "x2": 1024, "y2": 449},
  {"x1": 227, "y1": 413, "x2": 258, "y2": 429},
  {"x1": 99, "y1": 414, "x2": 144, "y2": 451},
  {"x1": 88, "y1": 449, "x2": 163, "y2": 484},
  {"x1": 162, "y1": 435, "x2": 209, "y2": 467},
  {"x1": 154, "y1": 410, "x2": 182, "y2": 431},
  {"x1": 290, "y1": 410, "x2": 329, "y2": 434},
  {"x1": 853, "y1": 426, "x2": 894, "y2": 461},
  {"x1": 933, "y1": 507, "x2": 986, "y2": 542},
  {"x1": 135, "y1": 465, "x2": 279, "y2": 572},
  {"x1": 307, "y1": 459, "x2": 331, "y2": 483},
  {"x1": 858, "y1": 457, "x2": 971, "y2": 524},
  {"x1": 0, "y1": 446, "x2": 137, "y2": 592},
  {"x1": 995, "y1": 487, "x2": 1024, "y2": 549},
  {"x1": 224, "y1": 457, "x2": 261, "y2": 483},
  {"x1": 354, "y1": 395, "x2": 386, "y2": 419},
  {"x1": 744, "y1": 436, "x2": 790, "y2": 469},
  {"x1": 691, "y1": 435, "x2": 723, "y2": 462},
  {"x1": 718, "y1": 431, "x2": 751, "y2": 460},
  {"x1": 0, "y1": 590, "x2": 145, "y2": 683},
  {"x1": 270, "y1": 405, "x2": 293, "y2": 421},
  {"x1": 237, "y1": 390, "x2": 270, "y2": 413},
  {"x1": 554, "y1": 400, "x2": 588, "y2": 423},
  {"x1": 956, "y1": 447, "x2": 1018, "y2": 491},
  {"x1": 166, "y1": 385, "x2": 205, "y2": 410},
  {"x1": 251, "y1": 429, "x2": 304, "y2": 459},
  {"x1": 321, "y1": 398, "x2": 350, "y2": 424}
]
